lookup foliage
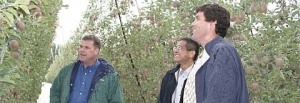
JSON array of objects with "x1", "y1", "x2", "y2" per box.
[
  {"x1": 230, "y1": 0, "x2": 300, "y2": 102},
  {"x1": 0, "y1": 0, "x2": 62, "y2": 102},
  {"x1": 0, "y1": 0, "x2": 42, "y2": 101},
  {"x1": 46, "y1": 0, "x2": 300, "y2": 102},
  {"x1": 0, "y1": 0, "x2": 34, "y2": 84}
]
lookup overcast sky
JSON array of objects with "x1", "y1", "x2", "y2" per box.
[
  {"x1": 53, "y1": 0, "x2": 89, "y2": 45},
  {"x1": 53, "y1": 0, "x2": 155, "y2": 45},
  {"x1": 53, "y1": 0, "x2": 298, "y2": 45}
]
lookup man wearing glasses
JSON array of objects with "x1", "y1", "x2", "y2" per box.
[{"x1": 158, "y1": 38, "x2": 199, "y2": 103}]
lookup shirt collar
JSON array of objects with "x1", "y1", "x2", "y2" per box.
[
  {"x1": 80, "y1": 60, "x2": 101, "y2": 70},
  {"x1": 179, "y1": 63, "x2": 194, "y2": 75}
]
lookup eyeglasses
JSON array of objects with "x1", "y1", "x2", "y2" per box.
[{"x1": 173, "y1": 46, "x2": 183, "y2": 51}]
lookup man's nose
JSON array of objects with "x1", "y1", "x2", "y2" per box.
[
  {"x1": 79, "y1": 47, "x2": 84, "y2": 51},
  {"x1": 191, "y1": 21, "x2": 195, "y2": 28}
]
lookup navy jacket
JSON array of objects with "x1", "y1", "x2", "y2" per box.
[
  {"x1": 158, "y1": 64, "x2": 189, "y2": 103},
  {"x1": 195, "y1": 36, "x2": 250, "y2": 103},
  {"x1": 158, "y1": 65, "x2": 179, "y2": 103}
]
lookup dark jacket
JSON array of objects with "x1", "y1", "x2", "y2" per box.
[
  {"x1": 50, "y1": 58, "x2": 123, "y2": 103},
  {"x1": 158, "y1": 65, "x2": 188, "y2": 103},
  {"x1": 195, "y1": 36, "x2": 250, "y2": 103},
  {"x1": 158, "y1": 65, "x2": 179, "y2": 103}
]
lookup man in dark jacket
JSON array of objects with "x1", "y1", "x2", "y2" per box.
[
  {"x1": 158, "y1": 38, "x2": 199, "y2": 103},
  {"x1": 184, "y1": 3, "x2": 250, "y2": 103},
  {"x1": 50, "y1": 35, "x2": 123, "y2": 103}
]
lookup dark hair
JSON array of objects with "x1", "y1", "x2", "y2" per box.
[
  {"x1": 82, "y1": 35, "x2": 101, "y2": 49},
  {"x1": 180, "y1": 38, "x2": 199, "y2": 61},
  {"x1": 195, "y1": 4, "x2": 230, "y2": 37}
]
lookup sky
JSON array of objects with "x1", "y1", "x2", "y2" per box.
[
  {"x1": 53, "y1": 0, "x2": 153, "y2": 45},
  {"x1": 53, "y1": 0, "x2": 89, "y2": 45},
  {"x1": 52, "y1": 0, "x2": 298, "y2": 45}
]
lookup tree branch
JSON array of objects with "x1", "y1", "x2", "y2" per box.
[{"x1": 0, "y1": 37, "x2": 8, "y2": 63}]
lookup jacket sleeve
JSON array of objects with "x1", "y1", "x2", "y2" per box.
[
  {"x1": 108, "y1": 72, "x2": 124, "y2": 103},
  {"x1": 50, "y1": 64, "x2": 72, "y2": 103},
  {"x1": 50, "y1": 70, "x2": 63, "y2": 103},
  {"x1": 202, "y1": 46, "x2": 238, "y2": 103},
  {"x1": 157, "y1": 72, "x2": 167, "y2": 103}
]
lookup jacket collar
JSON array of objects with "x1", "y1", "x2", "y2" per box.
[
  {"x1": 74, "y1": 58, "x2": 115, "y2": 73},
  {"x1": 168, "y1": 64, "x2": 180, "y2": 74},
  {"x1": 71, "y1": 58, "x2": 115, "y2": 100},
  {"x1": 97, "y1": 58, "x2": 115, "y2": 73},
  {"x1": 204, "y1": 36, "x2": 224, "y2": 56}
]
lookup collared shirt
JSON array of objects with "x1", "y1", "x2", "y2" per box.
[
  {"x1": 68, "y1": 60, "x2": 100, "y2": 103},
  {"x1": 182, "y1": 50, "x2": 209, "y2": 103},
  {"x1": 171, "y1": 64, "x2": 194, "y2": 103}
]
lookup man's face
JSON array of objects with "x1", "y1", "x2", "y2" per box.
[
  {"x1": 78, "y1": 40, "x2": 99, "y2": 64},
  {"x1": 173, "y1": 41, "x2": 193, "y2": 64},
  {"x1": 191, "y1": 12, "x2": 211, "y2": 44}
]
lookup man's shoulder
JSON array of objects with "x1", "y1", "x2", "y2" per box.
[
  {"x1": 206, "y1": 36, "x2": 236, "y2": 54},
  {"x1": 215, "y1": 39, "x2": 234, "y2": 48},
  {"x1": 167, "y1": 65, "x2": 180, "y2": 73},
  {"x1": 61, "y1": 62, "x2": 76, "y2": 71},
  {"x1": 161, "y1": 65, "x2": 179, "y2": 79},
  {"x1": 106, "y1": 72, "x2": 119, "y2": 78},
  {"x1": 98, "y1": 58, "x2": 115, "y2": 73},
  {"x1": 210, "y1": 39, "x2": 237, "y2": 54}
]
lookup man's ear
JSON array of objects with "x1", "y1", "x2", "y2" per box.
[
  {"x1": 189, "y1": 51, "x2": 196, "y2": 59},
  {"x1": 95, "y1": 48, "x2": 100, "y2": 54},
  {"x1": 213, "y1": 20, "x2": 217, "y2": 25},
  {"x1": 210, "y1": 20, "x2": 217, "y2": 27}
]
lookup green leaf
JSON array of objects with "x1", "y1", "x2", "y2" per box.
[
  {"x1": 18, "y1": 5, "x2": 30, "y2": 14},
  {"x1": 42, "y1": 0, "x2": 48, "y2": 5},
  {"x1": 1, "y1": 11, "x2": 14, "y2": 27},
  {"x1": 0, "y1": 78, "x2": 15, "y2": 84},
  {"x1": 0, "y1": 69, "x2": 9, "y2": 77},
  {"x1": 6, "y1": 3, "x2": 18, "y2": 7},
  {"x1": 0, "y1": 75, "x2": 15, "y2": 84},
  {"x1": 15, "y1": 0, "x2": 30, "y2": 5},
  {"x1": 11, "y1": 73, "x2": 20, "y2": 79},
  {"x1": 7, "y1": 7, "x2": 21, "y2": 22},
  {"x1": 28, "y1": 4, "x2": 38, "y2": 10},
  {"x1": 30, "y1": 0, "x2": 37, "y2": 4},
  {"x1": 0, "y1": 92, "x2": 3, "y2": 97},
  {"x1": 10, "y1": 31, "x2": 21, "y2": 39},
  {"x1": 279, "y1": 71, "x2": 285, "y2": 80}
]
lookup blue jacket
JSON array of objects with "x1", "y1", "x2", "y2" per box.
[{"x1": 195, "y1": 36, "x2": 250, "y2": 103}]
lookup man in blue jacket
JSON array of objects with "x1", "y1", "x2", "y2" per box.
[{"x1": 183, "y1": 3, "x2": 250, "y2": 103}]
